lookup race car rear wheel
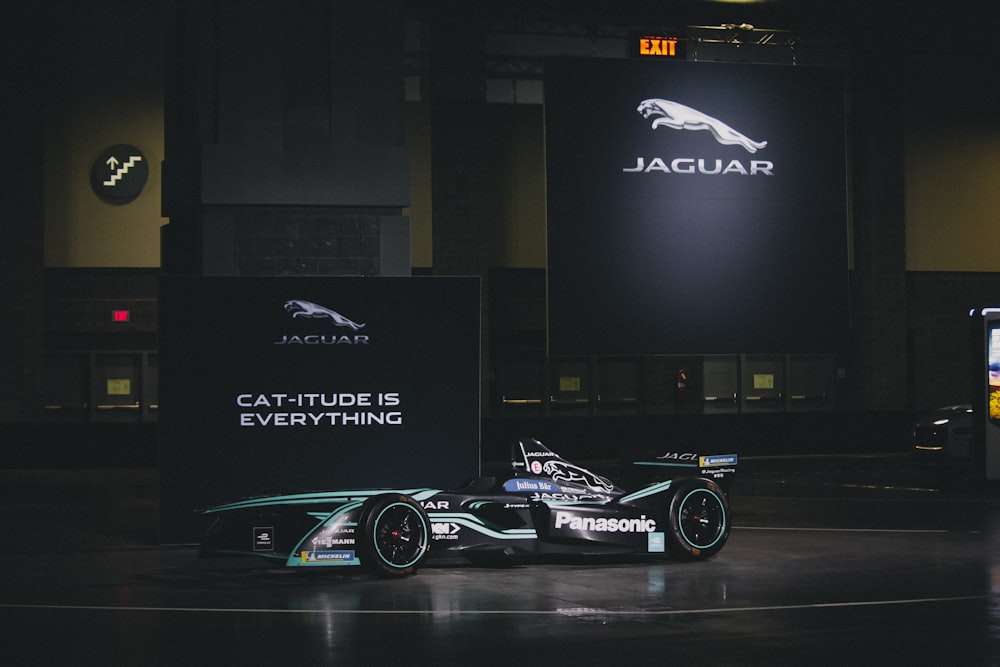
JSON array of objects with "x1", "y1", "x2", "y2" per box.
[
  {"x1": 666, "y1": 479, "x2": 730, "y2": 560},
  {"x1": 358, "y1": 494, "x2": 431, "y2": 577}
]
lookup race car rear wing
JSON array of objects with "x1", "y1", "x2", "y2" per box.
[{"x1": 630, "y1": 452, "x2": 738, "y2": 493}]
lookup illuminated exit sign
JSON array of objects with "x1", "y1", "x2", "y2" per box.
[
  {"x1": 112, "y1": 309, "x2": 131, "y2": 323},
  {"x1": 631, "y1": 35, "x2": 686, "y2": 59},
  {"x1": 640, "y1": 37, "x2": 678, "y2": 56}
]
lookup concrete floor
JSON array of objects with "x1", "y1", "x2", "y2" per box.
[{"x1": 2, "y1": 458, "x2": 999, "y2": 665}]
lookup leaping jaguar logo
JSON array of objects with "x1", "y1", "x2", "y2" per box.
[
  {"x1": 284, "y1": 300, "x2": 366, "y2": 331},
  {"x1": 542, "y1": 460, "x2": 616, "y2": 492},
  {"x1": 637, "y1": 99, "x2": 767, "y2": 154}
]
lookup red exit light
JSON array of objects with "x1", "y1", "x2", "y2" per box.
[
  {"x1": 112, "y1": 310, "x2": 131, "y2": 323},
  {"x1": 630, "y1": 34, "x2": 686, "y2": 59},
  {"x1": 639, "y1": 36, "x2": 678, "y2": 56}
]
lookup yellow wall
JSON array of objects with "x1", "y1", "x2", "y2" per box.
[
  {"x1": 51, "y1": 82, "x2": 1000, "y2": 276},
  {"x1": 43, "y1": 4, "x2": 166, "y2": 268},
  {"x1": 404, "y1": 102, "x2": 548, "y2": 271},
  {"x1": 40, "y1": 16, "x2": 546, "y2": 272},
  {"x1": 405, "y1": 102, "x2": 434, "y2": 269},
  {"x1": 905, "y1": 118, "x2": 1000, "y2": 271},
  {"x1": 494, "y1": 105, "x2": 547, "y2": 269},
  {"x1": 45, "y1": 94, "x2": 165, "y2": 268},
  {"x1": 52, "y1": 4, "x2": 995, "y2": 275}
]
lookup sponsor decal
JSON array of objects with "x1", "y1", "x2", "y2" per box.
[
  {"x1": 312, "y1": 536, "x2": 356, "y2": 548},
  {"x1": 524, "y1": 450, "x2": 559, "y2": 458},
  {"x1": 422, "y1": 500, "x2": 450, "y2": 510},
  {"x1": 431, "y1": 522, "x2": 462, "y2": 541},
  {"x1": 648, "y1": 532, "x2": 666, "y2": 553},
  {"x1": 531, "y1": 492, "x2": 596, "y2": 502},
  {"x1": 700, "y1": 454, "x2": 738, "y2": 467},
  {"x1": 542, "y1": 460, "x2": 616, "y2": 492},
  {"x1": 657, "y1": 452, "x2": 699, "y2": 461},
  {"x1": 554, "y1": 511, "x2": 657, "y2": 533},
  {"x1": 504, "y1": 478, "x2": 559, "y2": 493},
  {"x1": 253, "y1": 527, "x2": 274, "y2": 551},
  {"x1": 519, "y1": 442, "x2": 559, "y2": 471},
  {"x1": 302, "y1": 550, "x2": 355, "y2": 562},
  {"x1": 308, "y1": 522, "x2": 357, "y2": 549}
]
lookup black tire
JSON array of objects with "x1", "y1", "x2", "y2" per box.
[
  {"x1": 665, "y1": 479, "x2": 730, "y2": 560},
  {"x1": 358, "y1": 494, "x2": 431, "y2": 577}
]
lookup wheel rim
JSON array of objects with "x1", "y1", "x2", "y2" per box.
[
  {"x1": 373, "y1": 502, "x2": 429, "y2": 568},
  {"x1": 677, "y1": 488, "x2": 726, "y2": 549}
]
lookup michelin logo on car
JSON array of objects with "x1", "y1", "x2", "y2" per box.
[
  {"x1": 302, "y1": 550, "x2": 355, "y2": 562},
  {"x1": 700, "y1": 454, "x2": 738, "y2": 467}
]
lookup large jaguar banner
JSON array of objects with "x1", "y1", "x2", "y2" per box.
[
  {"x1": 545, "y1": 57, "x2": 849, "y2": 355},
  {"x1": 158, "y1": 276, "x2": 480, "y2": 543}
]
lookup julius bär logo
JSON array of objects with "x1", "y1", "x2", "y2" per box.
[
  {"x1": 274, "y1": 300, "x2": 369, "y2": 345},
  {"x1": 625, "y1": 99, "x2": 774, "y2": 176}
]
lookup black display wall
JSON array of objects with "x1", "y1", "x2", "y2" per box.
[
  {"x1": 545, "y1": 57, "x2": 849, "y2": 356},
  {"x1": 159, "y1": 276, "x2": 480, "y2": 543}
]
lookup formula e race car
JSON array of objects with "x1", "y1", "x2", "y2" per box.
[{"x1": 199, "y1": 438, "x2": 738, "y2": 577}]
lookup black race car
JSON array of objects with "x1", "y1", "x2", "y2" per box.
[{"x1": 200, "y1": 438, "x2": 737, "y2": 576}]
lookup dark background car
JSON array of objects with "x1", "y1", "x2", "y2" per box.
[{"x1": 911, "y1": 404, "x2": 973, "y2": 467}]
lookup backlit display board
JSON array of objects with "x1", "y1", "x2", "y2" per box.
[
  {"x1": 545, "y1": 57, "x2": 849, "y2": 355},
  {"x1": 158, "y1": 276, "x2": 481, "y2": 543}
]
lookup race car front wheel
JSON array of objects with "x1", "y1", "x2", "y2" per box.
[
  {"x1": 358, "y1": 494, "x2": 431, "y2": 577},
  {"x1": 666, "y1": 479, "x2": 730, "y2": 560}
]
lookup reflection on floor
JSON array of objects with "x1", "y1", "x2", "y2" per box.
[{"x1": 1, "y1": 458, "x2": 999, "y2": 664}]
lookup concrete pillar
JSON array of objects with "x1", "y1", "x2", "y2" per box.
[{"x1": 162, "y1": 0, "x2": 410, "y2": 277}]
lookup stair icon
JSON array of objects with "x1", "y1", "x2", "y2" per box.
[{"x1": 103, "y1": 155, "x2": 143, "y2": 186}]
